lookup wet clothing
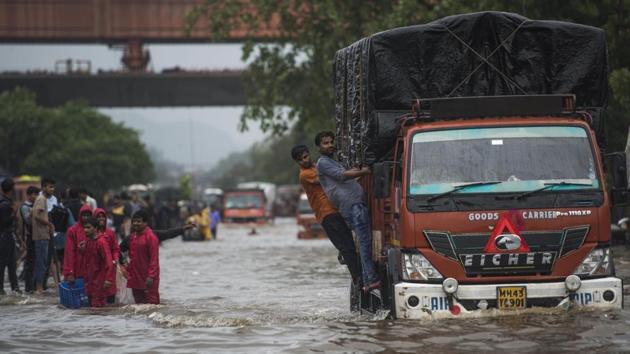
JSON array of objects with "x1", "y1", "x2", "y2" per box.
[
  {"x1": 321, "y1": 212, "x2": 362, "y2": 281},
  {"x1": 210, "y1": 210, "x2": 220, "y2": 240},
  {"x1": 16, "y1": 201, "x2": 35, "y2": 291},
  {"x1": 127, "y1": 226, "x2": 160, "y2": 304},
  {"x1": 119, "y1": 227, "x2": 187, "y2": 253},
  {"x1": 112, "y1": 202, "x2": 132, "y2": 235},
  {"x1": 34, "y1": 239, "x2": 48, "y2": 286},
  {"x1": 44, "y1": 195, "x2": 58, "y2": 212},
  {"x1": 200, "y1": 208, "x2": 211, "y2": 240},
  {"x1": 132, "y1": 288, "x2": 159, "y2": 305},
  {"x1": 31, "y1": 195, "x2": 50, "y2": 241},
  {"x1": 298, "y1": 166, "x2": 361, "y2": 280},
  {"x1": 82, "y1": 196, "x2": 97, "y2": 211},
  {"x1": 85, "y1": 234, "x2": 114, "y2": 307},
  {"x1": 16, "y1": 201, "x2": 34, "y2": 242},
  {"x1": 32, "y1": 195, "x2": 52, "y2": 288},
  {"x1": 94, "y1": 208, "x2": 119, "y2": 297},
  {"x1": 65, "y1": 198, "x2": 83, "y2": 222},
  {"x1": 0, "y1": 195, "x2": 14, "y2": 233},
  {"x1": 316, "y1": 155, "x2": 364, "y2": 219},
  {"x1": 299, "y1": 166, "x2": 337, "y2": 223},
  {"x1": 347, "y1": 203, "x2": 378, "y2": 284},
  {"x1": 316, "y1": 156, "x2": 378, "y2": 284},
  {"x1": 63, "y1": 205, "x2": 93, "y2": 279},
  {"x1": 0, "y1": 256, "x2": 18, "y2": 291},
  {"x1": 21, "y1": 239, "x2": 35, "y2": 292},
  {"x1": 0, "y1": 195, "x2": 19, "y2": 291},
  {"x1": 154, "y1": 227, "x2": 187, "y2": 243}
]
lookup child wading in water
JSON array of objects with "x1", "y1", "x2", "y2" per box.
[{"x1": 83, "y1": 217, "x2": 114, "y2": 307}]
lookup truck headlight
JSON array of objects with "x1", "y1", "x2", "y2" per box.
[
  {"x1": 402, "y1": 252, "x2": 444, "y2": 281},
  {"x1": 573, "y1": 247, "x2": 613, "y2": 277}
]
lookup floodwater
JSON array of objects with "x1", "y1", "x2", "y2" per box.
[{"x1": 2, "y1": 218, "x2": 630, "y2": 353}]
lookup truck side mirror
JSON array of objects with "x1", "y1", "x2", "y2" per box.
[
  {"x1": 606, "y1": 152, "x2": 628, "y2": 205},
  {"x1": 373, "y1": 162, "x2": 394, "y2": 198}
]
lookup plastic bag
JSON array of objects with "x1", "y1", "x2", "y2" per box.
[{"x1": 115, "y1": 266, "x2": 135, "y2": 305}]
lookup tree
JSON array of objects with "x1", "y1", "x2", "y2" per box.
[
  {"x1": 188, "y1": 1, "x2": 630, "y2": 152},
  {"x1": 0, "y1": 88, "x2": 155, "y2": 194}
]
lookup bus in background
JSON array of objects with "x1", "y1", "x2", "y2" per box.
[{"x1": 202, "y1": 187, "x2": 224, "y2": 211}]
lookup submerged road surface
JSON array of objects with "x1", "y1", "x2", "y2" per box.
[{"x1": 2, "y1": 218, "x2": 630, "y2": 353}]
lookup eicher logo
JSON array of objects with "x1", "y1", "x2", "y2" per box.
[
  {"x1": 484, "y1": 213, "x2": 530, "y2": 253},
  {"x1": 495, "y1": 234, "x2": 521, "y2": 251}
]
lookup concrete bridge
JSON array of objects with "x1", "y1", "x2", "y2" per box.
[{"x1": 0, "y1": 0, "x2": 278, "y2": 106}]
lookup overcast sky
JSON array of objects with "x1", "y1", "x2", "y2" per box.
[{"x1": 0, "y1": 43, "x2": 267, "y2": 170}]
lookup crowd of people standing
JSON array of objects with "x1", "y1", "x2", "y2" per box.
[{"x1": 0, "y1": 176, "x2": 196, "y2": 307}]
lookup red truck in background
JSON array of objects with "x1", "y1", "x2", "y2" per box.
[
  {"x1": 222, "y1": 189, "x2": 267, "y2": 224},
  {"x1": 296, "y1": 193, "x2": 326, "y2": 239},
  {"x1": 335, "y1": 12, "x2": 627, "y2": 318}
]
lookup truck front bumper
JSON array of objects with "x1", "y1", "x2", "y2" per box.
[{"x1": 394, "y1": 277, "x2": 623, "y2": 319}]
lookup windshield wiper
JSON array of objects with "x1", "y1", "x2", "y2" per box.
[
  {"x1": 427, "y1": 181, "x2": 502, "y2": 202},
  {"x1": 515, "y1": 181, "x2": 593, "y2": 200}
]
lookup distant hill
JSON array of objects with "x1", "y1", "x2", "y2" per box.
[{"x1": 103, "y1": 109, "x2": 260, "y2": 170}]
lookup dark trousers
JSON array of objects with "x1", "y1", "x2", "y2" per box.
[
  {"x1": 321, "y1": 212, "x2": 362, "y2": 281},
  {"x1": 43, "y1": 238, "x2": 57, "y2": 289},
  {"x1": 0, "y1": 254, "x2": 19, "y2": 292},
  {"x1": 132, "y1": 288, "x2": 160, "y2": 304},
  {"x1": 23, "y1": 240, "x2": 35, "y2": 292},
  {"x1": 211, "y1": 227, "x2": 217, "y2": 240}
]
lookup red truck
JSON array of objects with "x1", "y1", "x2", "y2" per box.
[
  {"x1": 222, "y1": 189, "x2": 267, "y2": 224},
  {"x1": 296, "y1": 193, "x2": 326, "y2": 239},
  {"x1": 335, "y1": 12, "x2": 626, "y2": 318}
]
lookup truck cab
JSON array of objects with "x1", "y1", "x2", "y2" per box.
[
  {"x1": 363, "y1": 95, "x2": 627, "y2": 318},
  {"x1": 223, "y1": 189, "x2": 267, "y2": 224}
]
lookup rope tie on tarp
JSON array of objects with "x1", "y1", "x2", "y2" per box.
[{"x1": 443, "y1": 19, "x2": 530, "y2": 97}]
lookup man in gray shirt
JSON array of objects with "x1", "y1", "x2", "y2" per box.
[{"x1": 315, "y1": 131, "x2": 379, "y2": 292}]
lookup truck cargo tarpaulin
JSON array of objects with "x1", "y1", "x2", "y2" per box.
[{"x1": 334, "y1": 11, "x2": 608, "y2": 166}]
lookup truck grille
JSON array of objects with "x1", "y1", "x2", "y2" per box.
[{"x1": 424, "y1": 226, "x2": 589, "y2": 276}]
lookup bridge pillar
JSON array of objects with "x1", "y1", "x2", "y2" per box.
[{"x1": 122, "y1": 39, "x2": 151, "y2": 71}]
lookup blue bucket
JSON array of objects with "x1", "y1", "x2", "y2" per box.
[{"x1": 59, "y1": 278, "x2": 89, "y2": 308}]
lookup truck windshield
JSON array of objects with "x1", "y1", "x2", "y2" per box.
[
  {"x1": 409, "y1": 126, "x2": 599, "y2": 195},
  {"x1": 225, "y1": 194, "x2": 263, "y2": 209}
]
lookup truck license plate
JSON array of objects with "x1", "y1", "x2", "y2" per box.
[{"x1": 497, "y1": 286, "x2": 527, "y2": 310}]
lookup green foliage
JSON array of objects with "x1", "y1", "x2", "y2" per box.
[
  {"x1": 0, "y1": 88, "x2": 154, "y2": 194},
  {"x1": 201, "y1": 132, "x2": 310, "y2": 189},
  {"x1": 179, "y1": 173, "x2": 193, "y2": 200},
  {"x1": 188, "y1": 0, "x2": 630, "y2": 184}
]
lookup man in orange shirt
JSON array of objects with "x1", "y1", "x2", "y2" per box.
[{"x1": 291, "y1": 145, "x2": 361, "y2": 283}]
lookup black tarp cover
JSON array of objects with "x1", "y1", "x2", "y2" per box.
[{"x1": 334, "y1": 11, "x2": 608, "y2": 166}]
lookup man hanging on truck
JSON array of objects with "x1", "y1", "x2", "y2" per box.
[
  {"x1": 291, "y1": 144, "x2": 362, "y2": 284},
  {"x1": 315, "y1": 131, "x2": 380, "y2": 292}
]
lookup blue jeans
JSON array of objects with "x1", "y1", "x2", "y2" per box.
[
  {"x1": 35, "y1": 239, "x2": 49, "y2": 287},
  {"x1": 345, "y1": 203, "x2": 378, "y2": 284}
]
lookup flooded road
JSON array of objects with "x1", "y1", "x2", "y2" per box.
[{"x1": 2, "y1": 218, "x2": 630, "y2": 353}]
